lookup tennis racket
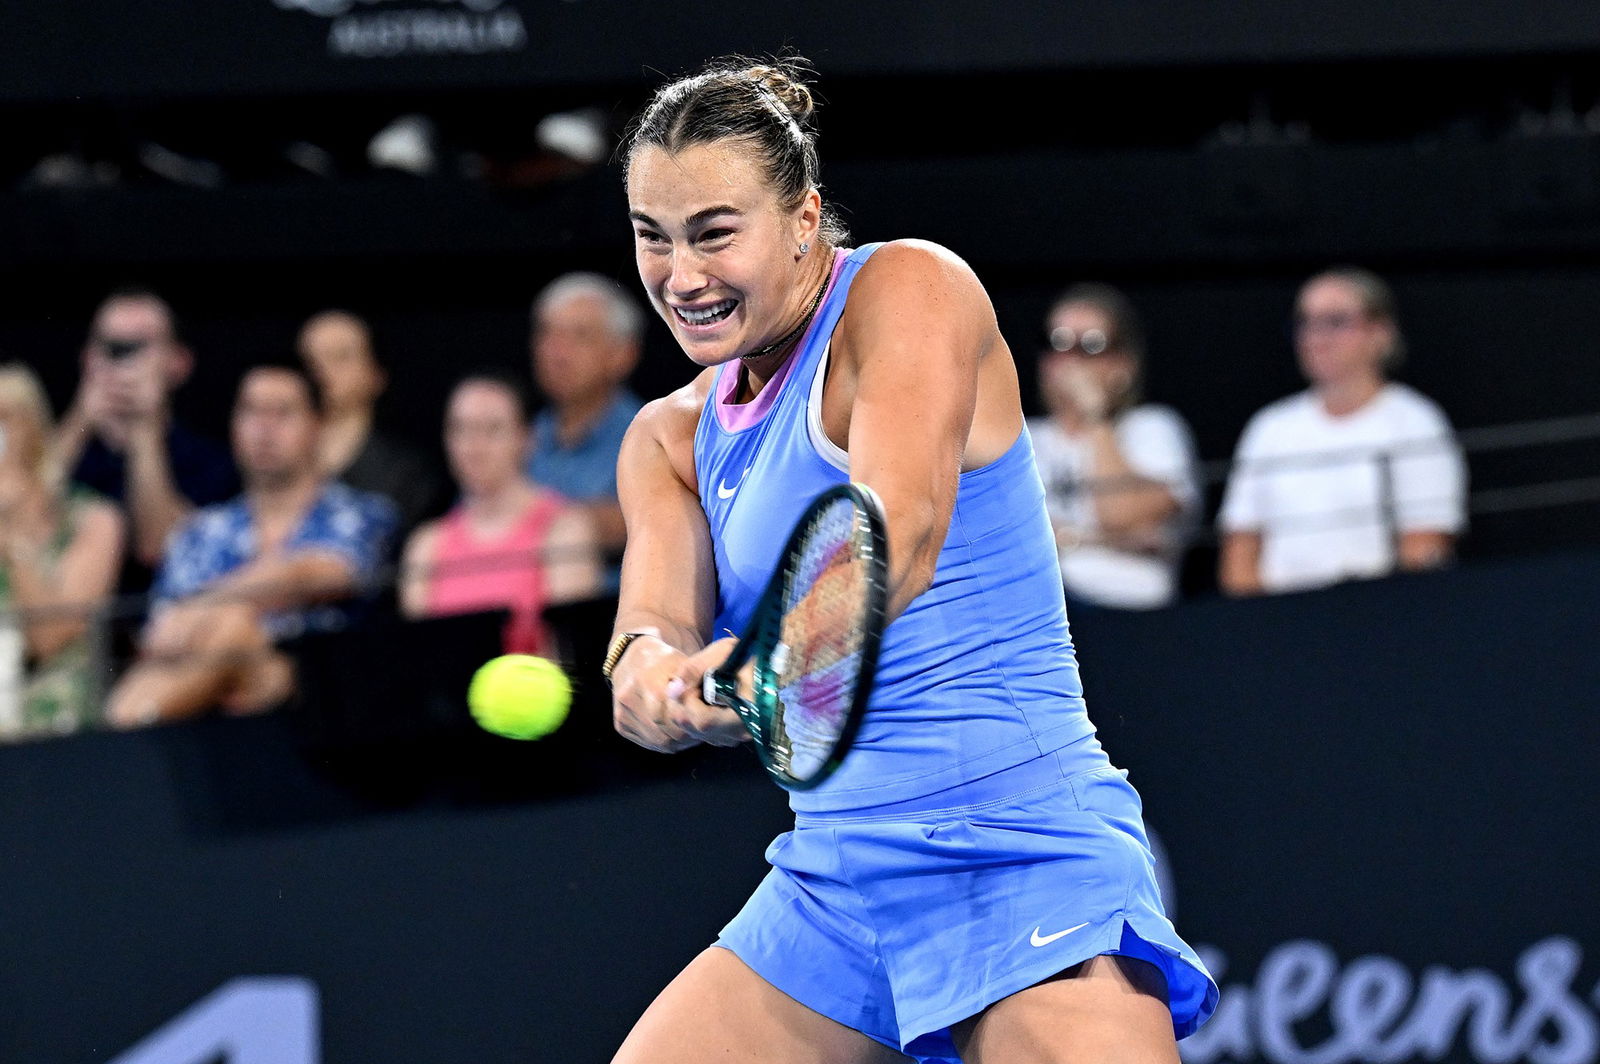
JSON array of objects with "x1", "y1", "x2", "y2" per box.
[{"x1": 701, "y1": 482, "x2": 889, "y2": 791}]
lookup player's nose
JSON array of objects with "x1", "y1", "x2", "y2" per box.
[{"x1": 666, "y1": 249, "x2": 710, "y2": 298}]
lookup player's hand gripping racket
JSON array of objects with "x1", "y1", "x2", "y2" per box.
[{"x1": 701, "y1": 483, "x2": 889, "y2": 791}]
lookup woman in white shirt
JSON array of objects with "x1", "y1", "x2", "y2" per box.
[
  {"x1": 1027, "y1": 284, "x2": 1199, "y2": 610},
  {"x1": 1218, "y1": 267, "x2": 1466, "y2": 596}
]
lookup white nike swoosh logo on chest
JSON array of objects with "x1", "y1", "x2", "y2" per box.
[{"x1": 717, "y1": 466, "x2": 751, "y2": 500}]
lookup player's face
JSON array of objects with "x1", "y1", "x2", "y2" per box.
[
  {"x1": 1294, "y1": 278, "x2": 1390, "y2": 387},
  {"x1": 232, "y1": 370, "x2": 321, "y2": 485},
  {"x1": 627, "y1": 141, "x2": 820, "y2": 367},
  {"x1": 445, "y1": 381, "x2": 528, "y2": 496}
]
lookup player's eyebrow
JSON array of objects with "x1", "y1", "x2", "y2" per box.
[{"x1": 629, "y1": 205, "x2": 744, "y2": 229}]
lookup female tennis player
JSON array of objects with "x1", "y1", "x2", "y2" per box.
[{"x1": 604, "y1": 56, "x2": 1217, "y2": 1064}]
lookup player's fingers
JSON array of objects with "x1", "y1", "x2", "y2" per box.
[
  {"x1": 666, "y1": 683, "x2": 749, "y2": 747},
  {"x1": 667, "y1": 656, "x2": 708, "y2": 704},
  {"x1": 610, "y1": 710, "x2": 658, "y2": 751},
  {"x1": 619, "y1": 717, "x2": 689, "y2": 754},
  {"x1": 612, "y1": 690, "x2": 688, "y2": 753}
]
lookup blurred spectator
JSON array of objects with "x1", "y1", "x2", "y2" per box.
[
  {"x1": 1028, "y1": 284, "x2": 1200, "y2": 610},
  {"x1": 527, "y1": 273, "x2": 644, "y2": 587},
  {"x1": 400, "y1": 373, "x2": 602, "y2": 656},
  {"x1": 51, "y1": 288, "x2": 238, "y2": 572},
  {"x1": 0, "y1": 365, "x2": 124, "y2": 741},
  {"x1": 105, "y1": 362, "x2": 395, "y2": 727},
  {"x1": 296, "y1": 309, "x2": 448, "y2": 538},
  {"x1": 1218, "y1": 267, "x2": 1467, "y2": 596}
]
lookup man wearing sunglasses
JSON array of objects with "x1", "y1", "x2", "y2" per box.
[
  {"x1": 54, "y1": 288, "x2": 238, "y2": 579},
  {"x1": 1028, "y1": 284, "x2": 1200, "y2": 610}
]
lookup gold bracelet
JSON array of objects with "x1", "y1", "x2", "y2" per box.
[{"x1": 601, "y1": 631, "x2": 655, "y2": 688}]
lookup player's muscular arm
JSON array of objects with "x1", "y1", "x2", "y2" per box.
[
  {"x1": 835, "y1": 241, "x2": 1011, "y2": 621},
  {"x1": 610, "y1": 378, "x2": 739, "y2": 753},
  {"x1": 613, "y1": 382, "x2": 717, "y2": 654}
]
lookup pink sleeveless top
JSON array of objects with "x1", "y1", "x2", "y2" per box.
[{"x1": 425, "y1": 492, "x2": 565, "y2": 655}]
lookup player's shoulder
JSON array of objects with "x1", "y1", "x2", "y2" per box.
[
  {"x1": 854, "y1": 238, "x2": 981, "y2": 294},
  {"x1": 844, "y1": 239, "x2": 994, "y2": 352},
  {"x1": 864, "y1": 237, "x2": 972, "y2": 268},
  {"x1": 621, "y1": 368, "x2": 718, "y2": 494},
  {"x1": 627, "y1": 369, "x2": 715, "y2": 447}
]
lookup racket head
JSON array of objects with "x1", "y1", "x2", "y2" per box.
[{"x1": 707, "y1": 482, "x2": 888, "y2": 791}]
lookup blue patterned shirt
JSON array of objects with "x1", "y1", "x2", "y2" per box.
[{"x1": 153, "y1": 482, "x2": 397, "y2": 638}]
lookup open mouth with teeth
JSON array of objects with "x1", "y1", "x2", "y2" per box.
[{"x1": 674, "y1": 299, "x2": 739, "y2": 327}]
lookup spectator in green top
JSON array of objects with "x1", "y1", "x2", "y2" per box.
[{"x1": 0, "y1": 362, "x2": 125, "y2": 742}]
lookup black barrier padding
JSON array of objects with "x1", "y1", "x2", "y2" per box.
[
  {"x1": 1, "y1": 551, "x2": 1597, "y2": 1062},
  {"x1": 0, "y1": 717, "x2": 788, "y2": 1063},
  {"x1": 1075, "y1": 552, "x2": 1600, "y2": 967}
]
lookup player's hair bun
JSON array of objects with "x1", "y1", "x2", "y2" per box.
[
  {"x1": 745, "y1": 64, "x2": 816, "y2": 126},
  {"x1": 625, "y1": 53, "x2": 850, "y2": 245}
]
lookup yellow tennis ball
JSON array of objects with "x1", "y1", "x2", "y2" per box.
[{"x1": 467, "y1": 654, "x2": 572, "y2": 740}]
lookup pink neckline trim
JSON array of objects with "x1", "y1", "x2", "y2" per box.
[{"x1": 715, "y1": 248, "x2": 849, "y2": 432}]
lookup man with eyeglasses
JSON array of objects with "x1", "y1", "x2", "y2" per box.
[
  {"x1": 527, "y1": 273, "x2": 645, "y2": 591},
  {"x1": 1217, "y1": 267, "x2": 1466, "y2": 596},
  {"x1": 54, "y1": 288, "x2": 239, "y2": 580}
]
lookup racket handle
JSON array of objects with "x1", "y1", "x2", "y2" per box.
[{"x1": 701, "y1": 670, "x2": 727, "y2": 707}]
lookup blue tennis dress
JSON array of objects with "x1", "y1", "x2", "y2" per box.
[{"x1": 694, "y1": 244, "x2": 1217, "y2": 1061}]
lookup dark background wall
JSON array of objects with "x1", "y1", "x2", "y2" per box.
[
  {"x1": 2, "y1": 550, "x2": 1596, "y2": 1063},
  {"x1": 3, "y1": 11, "x2": 1599, "y2": 1058},
  {"x1": 3, "y1": 2, "x2": 1600, "y2": 585},
  {"x1": 6, "y1": 0, "x2": 1600, "y2": 100}
]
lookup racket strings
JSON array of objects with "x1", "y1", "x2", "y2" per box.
[{"x1": 767, "y1": 499, "x2": 878, "y2": 779}]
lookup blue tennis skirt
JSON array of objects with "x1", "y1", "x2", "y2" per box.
[{"x1": 715, "y1": 741, "x2": 1218, "y2": 1062}]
